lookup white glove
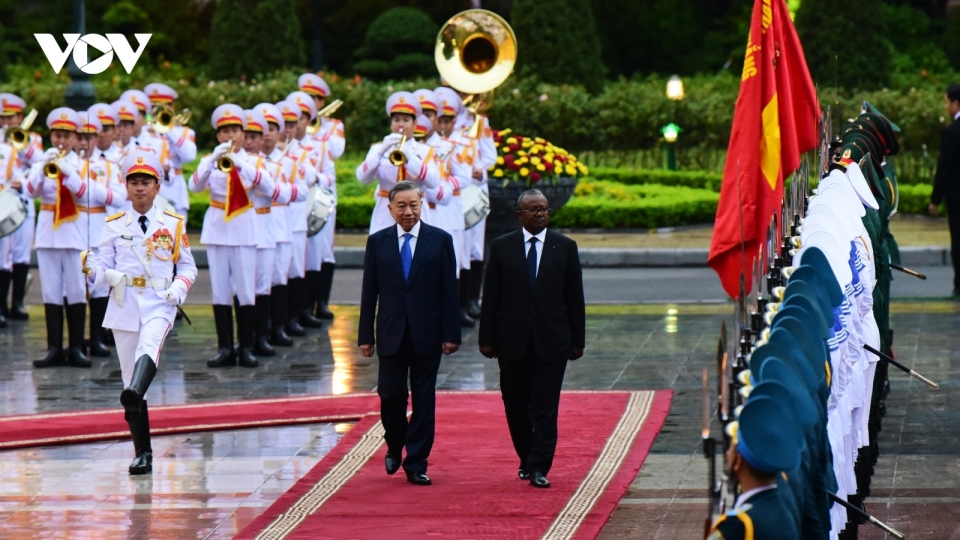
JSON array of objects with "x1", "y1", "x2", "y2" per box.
[
  {"x1": 164, "y1": 280, "x2": 187, "y2": 306},
  {"x1": 379, "y1": 133, "x2": 403, "y2": 156},
  {"x1": 211, "y1": 142, "x2": 232, "y2": 160},
  {"x1": 57, "y1": 159, "x2": 77, "y2": 178},
  {"x1": 42, "y1": 147, "x2": 60, "y2": 163}
]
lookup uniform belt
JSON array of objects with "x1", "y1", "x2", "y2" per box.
[
  {"x1": 378, "y1": 189, "x2": 390, "y2": 198},
  {"x1": 174, "y1": 168, "x2": 182, "y2": 175},
  {"x1": 256, "y1": 207, "x2": 271, "y2": 214},
  {"x1": 40, "y1": 204, "x2": 55, "y2": 212},
  {"x1": 271, "y1": 202, "x2": 288, "y2": 207},
  {"x1": 125, "y1": 276, "x2": 170, "y2": 289},
  {"x1": 453, "y1": 189, "x2": 460, "y2": 196},
  {"x1": 428, "y1": 203, "x2": 436, "y2": 209},
  {"x1": 209, "y1": 200, "x2": 225, "y2": 210},
  {"x1": 77, "y1": 206, "x2": 106, "y2": 213}
]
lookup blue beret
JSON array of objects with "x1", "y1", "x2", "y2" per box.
[
  {"x1": 756, "y1": 360, "x2": 818, "y2": 427},
  {"x1": 776, "y1": 304, "x2": 828, "y2": 341},
  {"x1": 790, "y1": 264, "x2": 842, "y2": 309},
  {"x1": 750, "y1": 339, "x2": 817, "y2": 395},
  {"x1": 767, "y1": 327, "x2": 826, "y2": 395},
  {"x1": 737, "y1": 395, "x2": 803, "y2": 473},
  {"x1": 780, "y1": 292, "x2": 829, "y2": 339}
]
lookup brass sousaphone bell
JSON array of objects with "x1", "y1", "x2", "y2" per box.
[
  {"x1": 4, "y1": 109, "x2": 38, "y2": 152},
  {"x1": 435, "y1": 9, "x2": 517, "y2": 137}
]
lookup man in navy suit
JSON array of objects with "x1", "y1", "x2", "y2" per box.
[
  {"x1": 479, "y1": 189, "x2": 586, "y2": 488},
  {"x1": 930, "y1": 83, "x2": 960, "y2": 296},
  {"x1": 359, "y1": 180, "x2": 461, "y2": 486}
]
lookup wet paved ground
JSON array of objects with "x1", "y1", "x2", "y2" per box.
[{"x1": 0, "y1": 300, "x2": 957, "y2": 538}]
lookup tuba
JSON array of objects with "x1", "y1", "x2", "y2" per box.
[
  {"x1": 306, "y1": 99, "x2": 344, "y2": 136},
  {"x1": 5, "y1": 109, "x2": 38, "y2": 152},
  {"x1": 151, "y1": 106, "x2": 192, "y2": 135},
  {"x1": 435, "y1": 9, "x2": 516, "y2": 137}
]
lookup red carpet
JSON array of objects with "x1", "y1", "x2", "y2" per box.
[
  {"x1": 237, "y1": 390, "x2": 672, "y2": 540},
  {"x1": 0, "y1": 393, "x2": 379, "y2": 450}
]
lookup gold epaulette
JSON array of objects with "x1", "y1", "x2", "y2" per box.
[
  {"x1": 164, "y1": 209, "x2": 184, "y2": 221},
  {"x1": 106, "y1": 211, "x2": 125, "y2": 222}
]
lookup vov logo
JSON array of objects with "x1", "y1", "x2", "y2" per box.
[{"x1": 34, "y1": 34, "x2": 151, "y2": 75}]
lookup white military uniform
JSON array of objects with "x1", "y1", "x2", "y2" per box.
[
  {"x1": 145, "y1": 83, "x2": 197, "y2": 219},
  {"x1": 88, "y1": 204, "x2": 196, "y2": 387},
  {"x1": 455, "y1": 112, "x2": 496, "y2": 263},
  {"x1": 0, "y1": 142, "x2": 17, "y2": 272},
  {"x1": 426, "y1": 131, "x2": 469, "y2": 275},
  {"x1": 83, "y1": 152, "x2": 127, "y2": 298},
  {"x1": 305, "y1": 140, "x2": 337, "y2": 271},
  {"x1": 10, "y1": 131, "x2": 42, "y2": 268},
  {"x1": 356, "y1": 91, "x2": 440, "y2": 234}
]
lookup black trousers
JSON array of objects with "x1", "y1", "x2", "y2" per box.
[
  {"x1": 949, "y1": 201, "x2": 960, "y2": 292},
  {"x1": 377, "y1": 325, "x2": 441, "y2": 474},
  {"x1": 498, "y1": 344, "x2": 568, "y2": 475}
]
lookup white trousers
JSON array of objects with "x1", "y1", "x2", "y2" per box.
[
  {"x1": 305, "y1": 230, "x2": 324, "y2": 272},
  {"x1": 0, "y1": 236, "x2": 11, "y2": 271},
  {"x1": 450, "y1": 228, "x2": 465, "y2": 275},
  {"x1": 464, "y1": 217, "x2": 485, "y2": 262},
  {"x1": 37, "y1": 248, "x2": 86, "y2": 304},
  {"x1": 255, "y1": 247, "x2": 275, "y2": 296},
  {"x1": 207, "y1": 245, "x2": 256, "y2": 305},
  {"x1": 11, "y1": 216, "x2": 33, "y2": 265},
  {"x1": 273, "y1": 242, "x2": 291, "y2": 286},
  {"x1": 115, "y1": 317, "x2": 170, "y2": 391},
  {"x1": 289, "y1": 231, "x2": 306, "y2": 279}
]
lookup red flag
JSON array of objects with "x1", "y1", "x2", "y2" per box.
[
  {"x1": 708, "y1": 0, "x2": 820, "y2": 299},
  {"x1": 223, "y1": 167, "x2": 252, "y2": 222},
  {"x1": 53, "y1": 172, "x2": 79, "y2": 230}
]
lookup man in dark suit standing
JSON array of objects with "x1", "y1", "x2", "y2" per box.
[
  {"x1": 929, "y1": 84, "x2": 960, "y2": 296},
  {"x1": 359, "y1": 181, "x2": 461, "y2": 486},
  {"x1": 479, "y1": 189, "x2": 586, "y2": 488}
]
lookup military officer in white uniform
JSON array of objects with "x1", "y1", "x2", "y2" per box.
[
  {"x1": 144, "y1": 83, "x2": 197, "y2": 219},
  {"x1": 23, "y1": 108, "x2": 109, "y2": 368},
  {"x1": 189, "y1": 104, "x2": 279, "y2": 368},
  {"x1": 88, "y1": 102, "x2": 124, "y2": 164},
  {"x1": 0, "y1": 93, "x2": 43, "y2": 321},
  {"x1": 356, "y1": 91, "x2": 440, "y2": 233},
  {"x1": 75, "y1": 112, "x2": 126, "y2": 356},
  {"x1": 83, "y1": 150, "x2": 197, "y2": 475}
]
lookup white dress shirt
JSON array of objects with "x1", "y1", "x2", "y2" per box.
[
  {"x1": 397, "y1": 220, "x2": 421, "y2": 258},
  {"x1": 954, "y1": 110, "x2": 960, "y2": 121},
  {"x1": 522, "y1": 227, "x2": 547, "y2": 275}
]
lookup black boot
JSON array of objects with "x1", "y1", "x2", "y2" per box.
[
  {"x1": 285, "y1": 278, "x2": 306, "y2": 336},
  {"x1": 467, "y1": 261, "x2": 484, "y2": 318},
  {"x1": 65, "y1": 303, "x2": 91, "y2": 367},
  {"x1": 208, "y1": 304, "x2": 237, "y2": 367},
  {"x1": 120, "y1": 355, "x2": 157, "y2": 422},
  {"x1": 103, "y1": 328, "x2": 116, "y2": 346},
  {"x1": 458, "y1": 278, "x2": 475, "y2": 327},
  {"x1": 127, "y1": 401, "x2": 153, "y2": 475},
  {"x1": 236, "y1": 304, "x2": 259, "y2": 367},
  {"x1": 8, "y1": 264, "x2": 29, "y2": 320},
  {"x1": 299, "y1": 271, "x2": 323, "y2": 328},
  {"x1": 315, "y1": 263, "x2": 335, "y2": 319},
  {"x1": 33, "y1": 304, "x2": 66, "y2": 368},
  {"x1": 87, "y1": 297, "x2": 110, "y2": 357},
  {"x1": 269, "y1": 285, "x2": 294, "y2": 346},
  {"x1": 253, "y1": 295, "x2": 275, "y2": 356},
  {"x1": 0, "y1": 269, "x2": 11, "y2": 319}
]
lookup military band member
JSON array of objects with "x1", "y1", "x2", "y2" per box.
[
  {"x1": 414, "y1": 112, "x2": 443, "y2": 227},
  {"x1": 0, "y1": 138, "x2": 16, "y2": 327},
  {"x1": 112, "y1": 100, "x2": 140, "y2": 156},
  {"x1": 76, "y1": 112, "x2": 126, "y2": 357},
  {"x1": 189, "y1": 104, "x2": 276, "y2": 368},
  {"x1": 242, "y1": 108, "x2": 296, "y2": 356},
  {"x1": 83, "y1": 150, "x2": 197, "y2": 474},
  {"x1": 88, "y1": 102, "x2": 124, "y2": 164},
  {"x1": 298, "y1": 74, "x2": 344, "y2": 321},
  {"x1": 0, "y1": 93, "x2": 42, "y2": 321},
  {"x1": 356, "y1": 91, "x2": 440, "y2": 234},
  {"x1": 144, "y1": 83, "x2": 197, "y2": 219},
  {"x1": 282, "y1": 93, "x2": 326, "y2": 331},
  {"x1": 23, "y1": 108, "x2": 109, "y2": 368}
]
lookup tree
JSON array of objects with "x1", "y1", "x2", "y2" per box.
[
  {"x1": 354, "y1": 7, "x2": 438, "y2": 81},
  {"x1": 252, "y1": 0, "x2": 306, "y2": 72},
  {"x1": 208, "y1": 0, "x2": 304, "y2": 79},
  {"x1": 511, "y1": 0, "x2": 605, "y2": 93},
  {"x1": 795, "y1": 0, "x2": 891, "y2": 89}
]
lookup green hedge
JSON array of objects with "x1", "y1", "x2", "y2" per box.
[
  {"x1": 550, "y1": 179, "x2": 719, "y2": 229},
  {"x1": 589, "y1": 167, "x2": 723, "y2": 191}
]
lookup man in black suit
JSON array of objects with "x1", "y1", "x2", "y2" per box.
[
  {"x1": 930, "y1": 83, "x2": 960, "y2": 296},
  {"x1": 358, "y1": 181, "x2": 461, "y2": 486},
  {"x1": 479, "y1": 189, "x2": 586, "y2": 488}
]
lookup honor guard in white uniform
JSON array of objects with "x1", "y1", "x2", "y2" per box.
[
  {"x1": 112, "y1": 100, "x2": 142, "y2": 159},
  {"x1": 0, "y1": 138, "x2": 16, "y2": 328},
  {"x1": 144, "y1": 83, "x2": 197, "y2": 219},
  {"x1": 0, "y1": 93, "x2": 42, "y2": 321},
  {"x1": 24, "y1": 108, "x2": 109, "y2": 368},
  {"x1": 189, "y1": 104, "x2": 278, "y2": 369},
  {"x1": 88, "y1": 103, "x2": 124, "y2": 164},
  {"x1": 75, "y1": 112, "x2": 126, "y2": 357},
  {"x1": 120, "y1": 90, "x2": 152, "y2": 153},
  {"x1": 414, "y1": 112, "x2": 443, "y2": 226},
  {"x1": 356, "y1": 91, "x2": 440, "y2": 234},
  {"x1": 242, "y1": 109, "x2": 297, "y2": 356},
  {"x1": 299, "y1": 74, "x2": 344, "y2": 321},
  {"x1": 282, "y1": 93, "x2": 326, "y2": 331},
  {"x1": 454, "y1": 90, "x2": 497, "y2": 319},
  {"x1": 83, "y1": 150, "x2": 197, "y2": 475}
]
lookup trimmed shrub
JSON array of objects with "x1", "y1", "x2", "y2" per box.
[
  {"x1": 550, "y1": 179, "x2": 719, "y2": 229},
  {"x1": 589, "y1": 168, "x2": 723, "y2": 191}
]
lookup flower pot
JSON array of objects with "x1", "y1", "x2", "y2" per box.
[{"x1": 485, "y1": 176, "x2": 579, "y2": 235}]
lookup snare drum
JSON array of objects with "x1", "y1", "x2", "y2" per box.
[
  {"x1": 306, "y1": 186, "x2": 335, "y2": 237},
  {"x1": 461, "y1": 184, "x2": 490, "y2": 230},
  {"x1": 0, "y1": 190, "x2": 27, "y2": 238}
]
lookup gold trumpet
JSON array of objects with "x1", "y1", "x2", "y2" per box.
[
  {"x1": 388, "y1": 135, "x2": 408, "y2": 167},
  {"x1": 306, "y1": 99, "x2": 344, "y2": 136},
  {"x1": 151, "y1": 106, "x2": 192, "y2": 135},
  {"x1": 44, "y1": 147, "x2": 68, "y2": 179},
  {"x1": 217, "y1": 142, "x2": 237, "y2": 173},
  {"x1": 5, "y1": 109, "x2": 39, "y2": 152}
]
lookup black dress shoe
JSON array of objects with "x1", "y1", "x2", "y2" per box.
[
  {"x1": 460, "y1": 309, "x2": 475, "y2": 327},
  {"x1": 518, "y1": 468, "x2": 531, "y2": 480},
  {"x1": 207, "y1": 348, "x2": 237, "y2": 368},
  {"x1": 466, "y1": 299, "x2": 482, "y2": 319},
  {"x1": 299, "y1": 309, "x2": 323, "y2": 328},
  {"x1": 128, "y1": 451, "x2": 153, "y2": 475},
  {"x1": 405, "y1": 471, "x2": 432, "y2": 485},
  {"x1": 385, "y1": 453, "x2": 401, "y2": 475},
  {"x1": 285, "y1": 319, "x2": 306, "y2": 337},
  {"x1": 530, "y1": 472, "x2": 550, "y2": 488}
]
